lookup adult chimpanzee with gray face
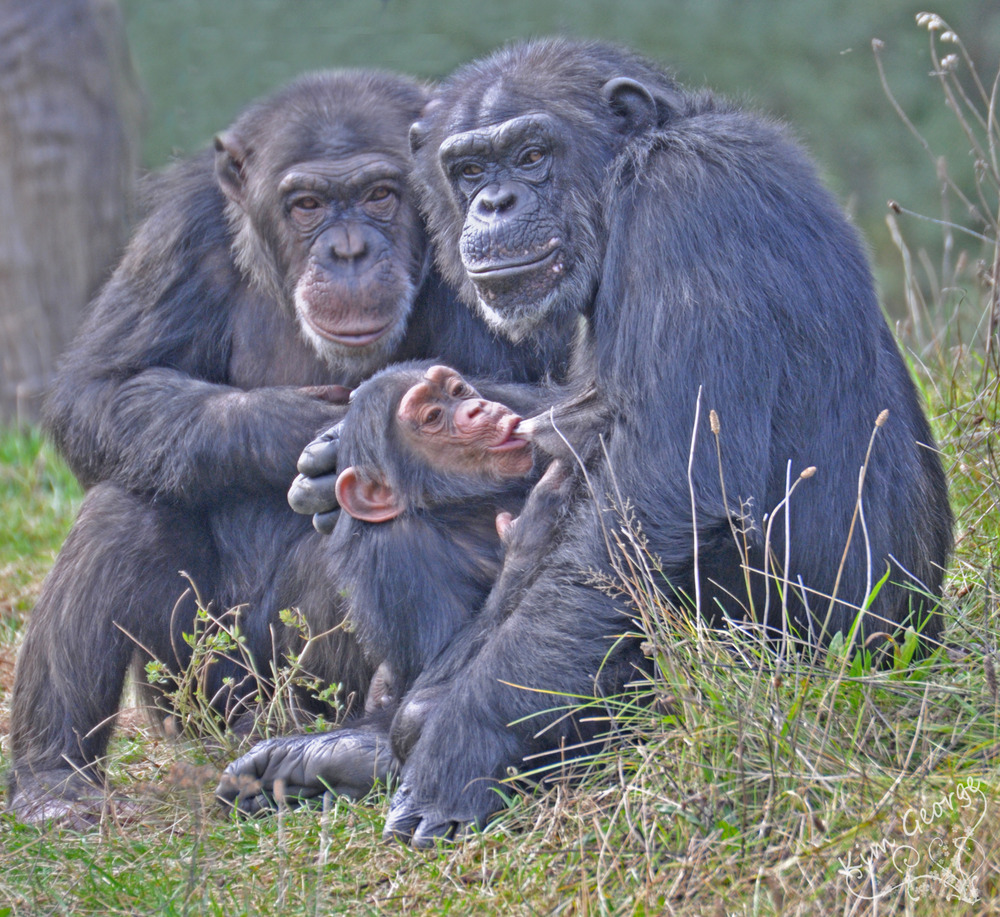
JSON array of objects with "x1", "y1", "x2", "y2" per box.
[
  {"x1": 7, "y1": 71, "x2": 572, "y2": 828},
  {"x1": 217, "y1": 362, "x2": 573, "y2": 811},
  {"x1": 222, "y1": 40, "x2": 953, "y2": 845}
]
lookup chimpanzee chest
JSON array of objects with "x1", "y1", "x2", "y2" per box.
[{"x1": 227, "y1": 289, "x2": 335, "y2": 388}]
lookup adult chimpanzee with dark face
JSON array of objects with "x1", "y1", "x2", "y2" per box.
[
  {"x1": 222, "y1": 40, "x2": 953, "y2": 844},
  {"x1": 7, "y1": 71, "x2": 572, "y2": 828},
  {"x1": 217, "y1": 362, "x2": 570, "y2": 811}
]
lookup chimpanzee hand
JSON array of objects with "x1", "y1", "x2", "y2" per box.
[
  {"x1": 216, "y1": 728, "x2": 392, "y2": 815},
  {"x1": 496, "y1": 459, "x2": 573, "y2": 548},
  {"x1": 298, "y1": 384, "x2": 353, "y2": 405},
  {"x1": 287, "y1": 421, "x2": 345, "y2": 534}
]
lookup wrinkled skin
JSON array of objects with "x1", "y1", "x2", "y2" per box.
[
  {"x1": 217, "y1": 728, "x2": 395, "y2": 813},
  {"x1": 393, "y1": 365, "x2": 534, "y2": 480},
  {"x1": 215, "y1": 134, "x2": 425, "y2": 380}
]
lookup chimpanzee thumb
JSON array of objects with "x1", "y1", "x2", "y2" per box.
[{"x1": 288, "y1": 421, "x2": 344, "y2": 520}]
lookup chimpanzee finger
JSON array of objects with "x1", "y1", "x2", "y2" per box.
[
  {"x1": 298, "y1": 384, "x2": 353, "y2": 405},
  {"x1": 222, "y1": 783, "x2": 322, "y2": 817},
  {"x1": 382, "y1": 783, "x2": 423, "y2": 843},
  {"x1": 411, "y1": 816, "x2": 461, "y2": 848},
  {"x1": 495, "y1": 511, "x2": 517, "y2": 544},
  {"x1": 296, "y1": 423, "x2": 343, "y2": 476},
  {"x1": 383, "y1": 784, "x2": 464, "y2": 847},
  {"x1": 287, "y1": 472, "x2": 340, "y2": 515},
  {"x1": 313, "y1": 509, "x2": 339, "y2": 535}
]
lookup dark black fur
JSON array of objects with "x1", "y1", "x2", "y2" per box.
[
  {"x1": 7, "y1": 71, "x2": 570, "y2": 827},
  {"x1": 215, "y1": 362, "x2": 552, "y2": 813},
  {"x1": 217, "y1": 40, "x2": 953, "y2": 845},
  {"x1": 385, "y1": 40, "x2": 953, "y2": 842}
]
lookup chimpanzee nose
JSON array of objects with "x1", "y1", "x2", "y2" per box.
[
  {"x1": 455, "y1": 399, "x2": 485, "y2": 429},
  {"x1": 326, "y1": 224, "x2": 368, "y2": 261},
  {"x1": 476, "y1": 184, "x2": 519, "y2": 216}
]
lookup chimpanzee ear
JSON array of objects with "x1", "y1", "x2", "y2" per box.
[
  {"x1": 601, "y1": 77, "x2": 657, "y2": 134},
  {"x1": 409, "y1": 121, "x2": 428, "y2": 155},
  {"x1": 409, "y1": 96, "x2": 441, "y2": 155},
  {"x1": 335, "y1": 467, "x2": 405, "y2": 523},
  {"x1": 214, "y1": 131, "x2": 248, "y2": 204}
]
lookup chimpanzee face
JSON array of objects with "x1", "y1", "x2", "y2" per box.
[
  {"x1": 435, "y1": 114, "x2": 574, "y2": 336},
  {"x1": 334, "y1": 364, "x2": 533, "y2": 524},
  {"x1": 395, "y1": 365, "x2": 533, "y2": 480},
  {"x1": 214, "y1": 76, "x2": 429, "y2": 379}
]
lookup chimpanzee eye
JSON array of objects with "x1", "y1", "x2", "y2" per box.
[
  {"x1": 362, "y1": 185, "x2": 399, "y2": 219},
  {"x1": 460, "y1": 162, "x2": 484, "y2": 179},
  {"x1": 423, "y1": 407, "x2": 442, "y2": 426},
  {"x1": 519, "y1": 148, "x2": 545, "y2": 167},
  {"x1": 287, "y1": 195, "x2": 326, "y2": 229}
]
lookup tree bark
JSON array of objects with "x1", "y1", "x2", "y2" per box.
[{"x1": 0, "y1": 0, "x2": 142, "y2": 424}]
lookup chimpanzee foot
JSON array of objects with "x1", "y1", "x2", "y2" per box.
[
  {"x1": 8, "y1": 768, "x2": 142, "y2": 830},
  {"x1": 216, "y1": 727, "x2": 393, "y2": 815}
]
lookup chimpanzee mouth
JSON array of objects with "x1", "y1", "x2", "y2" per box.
[
  {"x1": 466, "y1": 243, "x2": 561, "y2": 281},
  {"x1": 303, "y1": 313, "x2": 393, "y2": 347},
  {"x1": 489, "y1": 415, "x2": 530, "y2": 452}
]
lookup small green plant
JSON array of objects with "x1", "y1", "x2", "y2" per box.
[{"x1": 140, "y1": 583, "x2": 348, "y2": 762}]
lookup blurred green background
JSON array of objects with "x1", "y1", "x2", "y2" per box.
[{"x1": 119, "y1": 0, "x2": 996, "y2": 310}]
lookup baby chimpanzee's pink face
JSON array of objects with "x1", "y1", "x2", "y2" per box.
[{"x1": 395, "y1": 365, "x2": 533, "y2": 479}]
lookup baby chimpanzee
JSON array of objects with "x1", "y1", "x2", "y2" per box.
[
  {"x1": 331, "y1": 361, "x2": 541, "y2": 709},
  {"x1": 218, "y1": 362, "x2": 599, "y2": 811}
]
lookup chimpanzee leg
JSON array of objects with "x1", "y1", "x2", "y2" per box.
[{"x1": 7, "y1": 483, "x2": 217, "y2": 822}]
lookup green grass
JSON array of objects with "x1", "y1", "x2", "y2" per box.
[
  {"x1": 0, "y1": 428, "x2": 81, "y2": 623},
  {"x1": 1, "y1": 13, "x2": 999, "y2": 917}
]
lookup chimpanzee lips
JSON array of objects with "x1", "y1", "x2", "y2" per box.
[
  {"x1": 489, "y1": 414, "x2": 530, "y2": 452},
  {"x1": 465, "y1": 242, "x2": 560, "y2": 280},
  {"x1": 303, "y1": 312, "x2": 393, "y2": 347}
]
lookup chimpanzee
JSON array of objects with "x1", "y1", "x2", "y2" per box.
[
  {"x1": 216, "y1": 362, "x2": 571, "y2": 811},
  {"x1": 222, "y1": 39, "x2": 953, "y2": 845},
  {"x1": 7, "y1": 70, "x2": 572, "y2": 828},
  {"x1": 333, "y1": 363, "x2": 539, "y2": 692}
]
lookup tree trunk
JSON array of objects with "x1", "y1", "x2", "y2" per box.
[{"x1": 0, "y1": 0, "x2": 142, "y2": 424}]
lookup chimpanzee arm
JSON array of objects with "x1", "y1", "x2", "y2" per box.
[{"x1": 384, "y1": 506, "x2": 626, "y2": 845}]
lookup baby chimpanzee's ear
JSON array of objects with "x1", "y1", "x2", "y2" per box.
[{"x1": 335, "y1": 467, "x2": 405, "y2": 523}]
